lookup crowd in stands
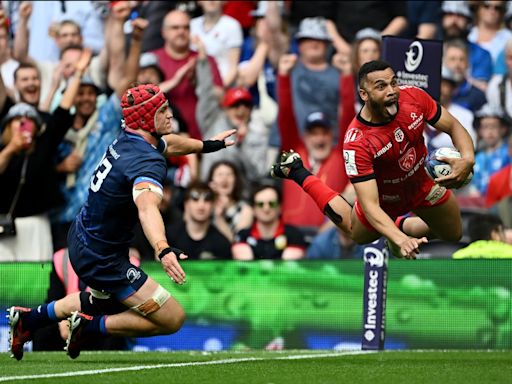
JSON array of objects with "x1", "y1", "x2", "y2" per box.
[{"x1": 0, "y1": 0, "x2": 511, "y2": 262}]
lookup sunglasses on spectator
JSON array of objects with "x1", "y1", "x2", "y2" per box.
[
  {"x1": 189, "y1": 190, "x2": 214, "y2": 202},
  {"x1": 482, "y1": 3, "x2": 505, "y2": 12},
  {"x1": 254, "y1": 200, "x2": 279, "y2": 208}
]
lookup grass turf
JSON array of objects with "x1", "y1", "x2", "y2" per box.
[{"x1": 1, "y1": 350, "x2": 511, "y2": 384}]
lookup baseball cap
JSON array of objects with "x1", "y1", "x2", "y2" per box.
[
  {"x1": 442, "y1": 1, "x2": 472, "y2": 18},
  {"x1": 79, "y1": 74, "x2": 101, "y2": 94},
  {"x1": 295, "y1": 17, "x2": 331, "y2": 42},
  {"x1": 222, "y1": 87, "x2": 253, "y2": 108},
  {"x1": 475, "y1": 103, "x2": 505, "y2": 120},
  {"x1": 305, "y1": 111, "x2": 331, "y2": 130},
  {"x1": 0, "y1": 103, "x2": 43, "y2": 131},
  {"x1": 354, "y1": 28, "x2": 382, "y2": 43}
]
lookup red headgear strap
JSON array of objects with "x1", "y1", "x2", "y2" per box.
[{"x1": 121, "y1": 84, "x2": 167, "y2": 133}]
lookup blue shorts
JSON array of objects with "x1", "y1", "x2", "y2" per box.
[{"x1": 67, "y1": 221, "x2": 148, "y2": 301}]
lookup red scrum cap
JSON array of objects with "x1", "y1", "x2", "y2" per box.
[{"x1": 121, "y1": 84, "x2": 168, "y2": 133}]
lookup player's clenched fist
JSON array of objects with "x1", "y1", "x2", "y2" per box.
[{"x1": 278, "y1": 54, "x2": 298, "y2": 76}]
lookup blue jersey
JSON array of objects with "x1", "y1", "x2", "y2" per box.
[{"x1": 74, "y1": 130, "x2": 167, "y2": 253}]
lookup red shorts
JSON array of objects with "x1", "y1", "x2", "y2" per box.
[{"x1": 354, "y1": 182, "x2": 452, "y2": 233}]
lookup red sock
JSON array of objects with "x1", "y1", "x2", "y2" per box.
[{"x1": 303, "y1": 175, "x2": 339, "y2": 212}]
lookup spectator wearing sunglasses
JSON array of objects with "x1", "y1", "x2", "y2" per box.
[
  {"x1": 165, "y1": 182, "x2": 232, "y2": 260},
  {"x1": 232, "y1": 184, "x2": 307, "y2": 260}
]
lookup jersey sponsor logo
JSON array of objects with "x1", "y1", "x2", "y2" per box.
[
  {"x1": 383, "y1": 156, "x2": 425, "y2": 184},
  {"x1": 394, "y1": 128, "x2": 404, "y2": 143},
  {"x1": 344, "y1": 128, "x2": 363, "y2": 143},
  {"x1": 407, "y1": 112, "x2": 424, "y2": 130},
  {"x1": 424, "y1": 184, "x2": 447, "y2": 205},
  {"x1": 126, "y1": 267, "x2": 141, "y2": 283},
  {"x1": 404, "y1": 41, "x2": 424, "y2": 72},
  {"x1": 398, "y1": 147, "x2": 416, "y2": 171},
  {"x1": 374, "y1": 142, "x2": 392, "y2": 158},
  {"x1": 382, "y1": 194, "x2": 401, "y2": 202},
  {"x1": 343, "y1": 150, "x2": 358, "y2": 175}
]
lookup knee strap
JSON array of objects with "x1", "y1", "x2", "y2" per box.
[{"x1": 131, "y1": 285, "x2": 171, "y2": 317}]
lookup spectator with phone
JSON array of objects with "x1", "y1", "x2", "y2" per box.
[{"x1": 0, "y1": 49, "x2": 89, "y2": 261}]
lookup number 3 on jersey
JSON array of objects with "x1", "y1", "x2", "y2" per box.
[{"x1": 90, "y1": 156, "x2": 112, "y2": 192}]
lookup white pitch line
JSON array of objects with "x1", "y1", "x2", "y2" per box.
[{"x1": 0, "y1": 351, "x2": 372, "y2": 382}]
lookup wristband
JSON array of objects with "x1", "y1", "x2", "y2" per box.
[
  {"x1": 201, "y1": 140, "x2": 225, "y2": 153},
  {"x1": 158, "y1": 246, "x2": 185, "y2": 260}
]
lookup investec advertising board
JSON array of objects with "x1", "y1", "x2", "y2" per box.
[{"x1": 382, "y1": 36, "x2": 442, "y2": 101}]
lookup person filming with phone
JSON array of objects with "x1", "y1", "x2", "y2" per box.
[{"x1": 0, "y1": 49, "x2": 90, "y2": 261}]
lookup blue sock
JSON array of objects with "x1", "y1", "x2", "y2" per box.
[
  {"x1": 24, "y1": 302, "x2": 59, "y2": 332},
  {"x1": 83, "y1": 315, "x2": 108, "y2": 336}
]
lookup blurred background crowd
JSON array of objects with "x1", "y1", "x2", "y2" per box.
[{"x1": 0, "y1": 0, "x2": 511, "y2": 263}]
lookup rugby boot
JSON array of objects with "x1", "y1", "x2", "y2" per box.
[
  {"x1": 65, "y1": 311, "x2": 92, "y2": 359},
  {"x1": 7, "y1": 306, "x2": 32, "y2": 361}
]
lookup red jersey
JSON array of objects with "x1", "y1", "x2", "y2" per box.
[{"x1": 343, "y1": 86, "x2": 442, "y2": 216}]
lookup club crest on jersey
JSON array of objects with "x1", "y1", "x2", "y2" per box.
[
  {"x1": 394, "y1": 128, "x2": 404, "y2": 143},
  {"x1": 398, "y1": 147, "x2": 416, "y2": 171},
  {"x1": 344, "y1": 128, "x2": 363, "y2": 143}
]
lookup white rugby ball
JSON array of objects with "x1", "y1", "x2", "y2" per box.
[{"x1": 425, "y1": 147, "x2": 473, "y2": 186}]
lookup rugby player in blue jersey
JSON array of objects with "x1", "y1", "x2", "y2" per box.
[{"x1": 8, "y1": 84, "x2": 235, "y2": 360}]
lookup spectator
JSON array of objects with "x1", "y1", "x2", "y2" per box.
[
  {"x1": 207, "y1": 160, "x2": 253, "y2": 242},
  {"x1": 307, "y1": 225, "x2": 364, "y2": 259},
  {"x1": 232, "y1": 184, "x2": 307, "y2": 260},
  {"x1": 13, "y1": 3, "x2": 108, "y2": 110},
  {"x1": 335, "y1": 28, "x2": 382, "y2": 133},
  {"x1": 165, "y1": 182, "x2": 232, "y2": 260},
  {"x1": 18, "y1": 1, "x2": 104, "y2": 63},
  {"x1": 441, "y1": 0, "x2": 494, "y2": 89},
  {"x1": 0, "y1": 50, "x2": 89, "y2": 261},
  {"x1": 195, "y1": 36, "x2": 271, "y2": 183},
  {"x1": 424, "y1": 66, "x2": 476, "y2": 152},
  {"x1": 453, "y1": 213, "x2": 512, "y2": 258},
  {"x1": 191, "y1": 0, "x2": 243, "y2": 87},
  {"x1": 50, "y1": 15, "x2": 148, "y2": 250},
  {"x1": 403, "y1": 0, "x2": 441, "y2": 39},
  {"x1": 486, "y1": 38, "x2": 512, "y2": 125},
  {"x1": 485, "y1": 133, "x2": 512, "y2": 209},
  {"x1": 443, "y1": 38, "x2": 487, "y2": 112},
  {"x1": 0, "y1": 8, "x2": 19, "y2": 96},
  {"x1": 152, "y1": 9, "x2": 223, "y2": 139},
  {"x1": 277, "y1": 54, "x2": 351, "y2": 232},
  {"x1": 470, "y1": 103, "x2": 510, "y2": 196},
  {"x1": 136, "y1": 1, "x2": 178, "y2": 53},
  {"x1": 468, "y1": 0, "x2": 512, "y2": 65},
  {"x1": 279, "y1": 17, "x2": 340, "y2": 140}
]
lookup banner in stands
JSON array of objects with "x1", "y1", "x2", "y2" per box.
[
  {"x1": 382, "y1": 35, "x2": 442, "y2": 101},
  {"x1": 1, "y1": 260, "x2": 511, "y2": 351}
]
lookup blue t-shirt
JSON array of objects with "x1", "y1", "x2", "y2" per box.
[
  {"x1": 468, "y1": 42, "x2": 493, "y2": 81},
  {"x1": 471, "y1": 142, "x2": 510, "y2": 195},
  {"x1": 75, "y1": 130, "x2": 167, "y2": 252}
]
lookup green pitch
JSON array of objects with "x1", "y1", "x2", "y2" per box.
[{"x1": 1, "y1": 350, "x2": 511, "y2": 384}]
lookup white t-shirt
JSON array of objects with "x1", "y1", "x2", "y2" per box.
[
  {"x1": 486, "y1": 74, "x2": 512, "y2": 119},
  {"x1": 1, "y1": 58, "x2": 19, "y2": 91},
  {"x1": 425, "y1": 103, "x2": 476, "y2": 150},
  {"x1": 190, "y1": 15, "x2": 243, "y2": 83}
]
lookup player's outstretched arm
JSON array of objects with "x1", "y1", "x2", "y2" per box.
[
  {"x1": 134, "y1": 186, "x2": 187, "y2": 284},
  {"x1": 353, "y1": 179, "x2": 427, "y2": 259},
  {"x1": 432, "y1": 106, "x2": 475, "y2": 188},
  {"x1": 163, "y1": 129, "x2": 236, "y2": 156}
]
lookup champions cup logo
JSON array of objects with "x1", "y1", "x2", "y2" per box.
[
  {"x1": 404, "y1": 41, "x2": 423, "y2": 72},
  {"x1": 363, "y1": 247, "x2": 385, "y2": 268},
  {"x1": 126, "y1": 268, "x2": 141, "y2": 283}
]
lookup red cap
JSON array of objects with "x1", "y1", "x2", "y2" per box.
[{"x1": 222, "y1": 87, "x2": 253, "y2": 108}]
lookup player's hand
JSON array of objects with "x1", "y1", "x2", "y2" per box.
[
  {"x1": 210, "y1": 129, "x2": 236, "y2": 147},
  {"x1": 160, "y1": 251, "x2": 188, "y2": 284},
  {"x1": 397, "y1": 237, "x2": 428, "y2": 259},
  {"x1": 435, "y1": 156, "x2": 474, "y2": 189}
]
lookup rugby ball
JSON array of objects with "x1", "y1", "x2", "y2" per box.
[{"x1": 425, "y1": 147, "x2": 473, "y2": 186}]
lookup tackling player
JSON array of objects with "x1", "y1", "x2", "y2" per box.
[
  {"x1": 272, "y1": 60, "x2": 474, "y2": 259},
  {"x1": 8, "y1": 84, "x2": 236, "y2": 360}
]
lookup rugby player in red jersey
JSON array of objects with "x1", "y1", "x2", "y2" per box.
[{"x1": 272, "y1": 60, "x2": 475, "y2": 259}]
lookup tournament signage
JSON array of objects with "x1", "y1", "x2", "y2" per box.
[{"x1": 382, "y1": 36, "x2": 442, "y2": 101}]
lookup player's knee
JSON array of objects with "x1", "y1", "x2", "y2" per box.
[
  {"x1": 440, "y1": 226, "x2": 463, "y2": 242},
  {"x1": 161, "y1": 306, "x2": 186, "y2": 334}
]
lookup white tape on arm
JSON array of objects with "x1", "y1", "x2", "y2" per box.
[{"x1": 132, "y1": 182, "x2": 164, "y2": 202}]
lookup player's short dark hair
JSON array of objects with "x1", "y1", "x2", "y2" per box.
[
  {"x1": 358, "y1": 60, "x2": 393, "y2": 88},
  {"x1": 467, "y1": 214, "x2": 504, "y2": 242}
]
